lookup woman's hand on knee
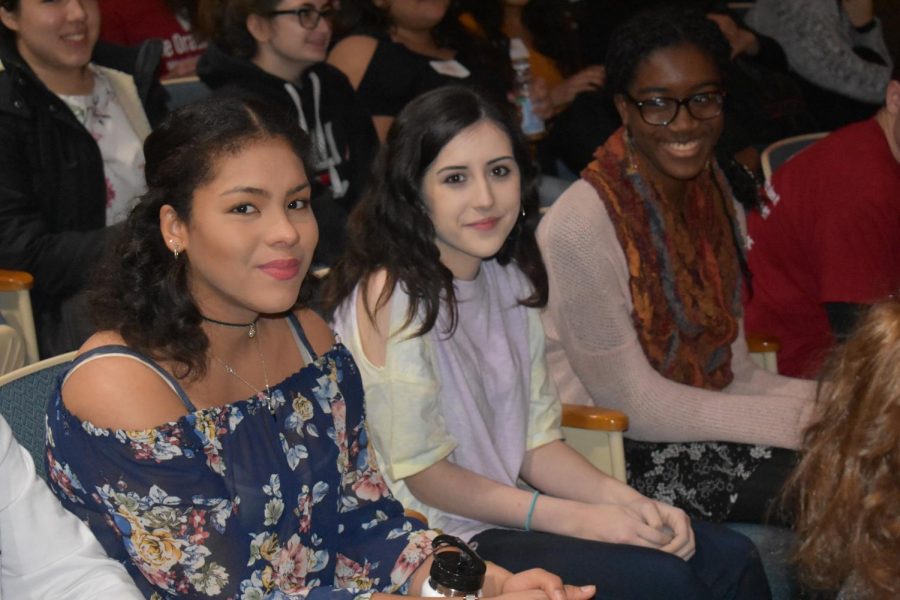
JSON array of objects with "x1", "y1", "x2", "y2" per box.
[
  {"x1": 499, "y1": 569, "x2": 595, "y2": 600},
  {"x1": 574, "y1": 503, "x2": 675, "y2": 549},
  {"x1": 624, "y1": 499, "x2": 695, "y2": 560},
  {"x1": 656, "y1": 502, "x2": 695, "y2": 560}
]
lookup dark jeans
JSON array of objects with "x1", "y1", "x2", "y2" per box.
[{"x1": 470, "y1": 520, "x2": 771, "y2": 600}]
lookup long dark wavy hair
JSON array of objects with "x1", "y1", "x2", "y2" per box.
[
  {"x1": 89, "y1": 95, "x2": 312, "y2": 379},
  {"x1": 781, "y1": 297, "x2": 900, "y2": 598},
  {"x1": 322, "y1": 85, "x2": 547, "y2": 337}
]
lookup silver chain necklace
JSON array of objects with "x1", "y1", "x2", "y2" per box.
[{"x1": 211, "y1": 328, "x2": 272, "y2": 402}]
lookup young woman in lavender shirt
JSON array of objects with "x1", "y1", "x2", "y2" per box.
[{"x1": 324, "y1": 85, "x2": 770, "y2": 600}]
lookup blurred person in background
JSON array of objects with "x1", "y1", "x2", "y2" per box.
[{"x1": 0, "y1": 0, "x2": 166, "y2": 356}]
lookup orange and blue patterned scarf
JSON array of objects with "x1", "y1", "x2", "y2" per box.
[{"x1": 583, "y1": 128, "x2": 744, "y2": 390}]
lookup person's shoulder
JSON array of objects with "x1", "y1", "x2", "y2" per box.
[
  {"x1": 327, "y1": 35, "x2": 380, "y2": 88},
  {"x1": 329, "y1": 33, "x2": 380, "y2": 54},
  {"x1": 0, "y1": 52, "x2": 34, "y2": 116},
  {"x1": 294, "y1": 308, "x2": 336, "y2": 356},
  {"x1": 309, "y1": 61, "x2": 352, "y2": 86},
  {"x1": 538, "y1": 179, "x2": 606, "y2": 231},
  {"x1": 777, "y1": 120, "x2": 877, "y2": 182},
  {"x1": 307, "y1": 62, "x2": 362, "y2": 104},
  {"x1": 61, "y1": 331, "x2": 191, "y2": 431}
]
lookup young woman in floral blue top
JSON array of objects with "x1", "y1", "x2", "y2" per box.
[{"x1": 43, "y1": 95, "x2": 592, "y2": 600}]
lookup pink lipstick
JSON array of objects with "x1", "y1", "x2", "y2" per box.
[{"x1": 260, "y1": 259, "x2": 301, "y2": 281}]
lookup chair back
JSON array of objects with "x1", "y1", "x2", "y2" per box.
[
  {"x1": 761, "y1": 132, "x2": 828, "y2": 180},
  {"x1": 0, "y1": 269, "x2": 39, "y2": 366},
  {"x1": 163, "y1": 75, "x2": 212, "y2": 111},
  {"x1": 0, "y1": 351, "x2": 77, "y2": 479},
  {"x1": 0, "y1": 323, "x2": 26, "y2": 375}
]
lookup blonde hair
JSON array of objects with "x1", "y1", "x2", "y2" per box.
[{"x1": 784, "y1": 297, "x2": 900, "y2": 598}]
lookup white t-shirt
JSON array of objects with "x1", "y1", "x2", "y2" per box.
[
  {"x1": 58, "y1": 66, "x2": 146, "y2": 226},
  {"x1": 0, "y1": 415, "x2": 143, "y2": 599}
]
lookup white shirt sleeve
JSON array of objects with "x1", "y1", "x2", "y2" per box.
[
  {"x1": 0, "y1": 417, "x2": 144, "y2": 600},
  {"x1": 525, "y1": 306, "x2": 563, "y2": 451}
]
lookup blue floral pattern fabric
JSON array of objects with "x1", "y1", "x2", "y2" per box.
[{"x1": 45, "y1": 341, "x2": 436, "y2": 599}]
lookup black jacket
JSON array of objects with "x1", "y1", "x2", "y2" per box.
[
  {"x1": 198, "y1": 44, "x2": 379, "y2": 265},
  {"x1": 0, "y1": 37, "x2": 166, "y2": 353}
]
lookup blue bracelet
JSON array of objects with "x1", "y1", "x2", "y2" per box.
[{"x1": 524, "y1": 491, "x2": 540, "y2": 531}]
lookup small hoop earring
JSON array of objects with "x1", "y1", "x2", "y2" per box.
[{"x1": 170, "y1": 239, "x2": 182, "y2": 259}]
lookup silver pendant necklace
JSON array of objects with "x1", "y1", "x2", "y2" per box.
[
  {"x1": 211, "y1": 327, "x2": 271, "y2": 402},
  {"x1": 203, "y1": 315, "x2": 258, "y2": 338}
]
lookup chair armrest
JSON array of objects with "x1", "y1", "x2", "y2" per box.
[
  {"x1": 404, "y1": 508, "x2": 429, "y2": 526},
  {"x1": 0, "y1": 270, "x2": 38, "y2": 364},
  {"x1": 561, "y1": 404, "x2": 629, "y2": 482},
  {"x1": 0, "y1": 270, "x2": 34, "y2": 292},
  {"x1": 746, "y1": 332, "x2": 781, "y2": 373},
  {"x1": 746, "y1": 332, "x2": 780, "y2": 354},
  {"x1": 561, "y1": 404, "x2": 628, "y2": 432}
]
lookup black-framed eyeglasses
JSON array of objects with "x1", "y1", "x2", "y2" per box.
[
  {"x1": 622, "y1": 91, "x2": 726, "y2": 126},
  {"x1": 267, "y1": 5, "x2": 335, "y2": 30}
]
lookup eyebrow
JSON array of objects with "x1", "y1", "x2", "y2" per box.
[
  {"x1": 220, "y1": 182, "x2": 310, "y2": 197},
  {"x1": 435, "y1": 156, "x2": 515, "y2": 174},
  {"x1": 633, "y1": 80, "x2": 721, "y2": 95}
]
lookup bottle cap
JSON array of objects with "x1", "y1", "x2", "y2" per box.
[
  {"x1": 429, "y1": 535, "x2": 486, "y2": 594},
  {"x1": 509, "y1": 38, "x2": 529, "y2": 61}
]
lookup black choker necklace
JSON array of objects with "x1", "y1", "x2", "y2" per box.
[{"x1": 202, "y1": 315, "x2": 258, "y2": 338}]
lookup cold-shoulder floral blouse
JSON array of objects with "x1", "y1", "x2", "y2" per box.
[{"x1": 45, "y1": 317, "x2": 436, "y2": 599}]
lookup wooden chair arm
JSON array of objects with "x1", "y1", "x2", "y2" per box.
[
  {"x1": 404, "y1": 508, "x2": 429, "y2": 526},
  {"x1": 746, "y1": 332, "x2": 781, "y2": 354},
  {"x1": 561, "y1": 404, "x2": 628, "y2": 432},
  {"x1": 0, "y1": 270, "x2": 34, "y2": 292}
]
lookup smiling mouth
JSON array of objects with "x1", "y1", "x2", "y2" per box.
[
  {"x1": 259, "y1": 259, "x2": 302, "y2": 281},
  {"x1": 662, "y1": 139, "x2": 702, "y2": 158},
  {"x1": 467, "y1": 217, "x2": 500, "y2": 231},
  {"x1": 61, "y1": 30, "x2": 88, "y2": 41}
]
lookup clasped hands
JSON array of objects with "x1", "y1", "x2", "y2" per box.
[{"x1": 567, "y1": 497, "x2": 696, "y2": 561}]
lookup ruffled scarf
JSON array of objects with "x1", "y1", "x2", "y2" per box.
[{"x1": 583, "y1": 128, "x2": 743, "y2": 390}]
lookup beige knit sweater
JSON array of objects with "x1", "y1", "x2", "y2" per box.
[{"x1": 537, "y1": 179, "x2": 816, "y2": 450}]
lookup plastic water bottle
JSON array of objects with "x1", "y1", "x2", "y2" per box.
[{"x1": 509, "y1": 37, "x2": 545, "y2": 139}]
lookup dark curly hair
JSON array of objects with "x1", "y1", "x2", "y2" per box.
[
  {"x1": 782, "y1": 297, "x2": 900, "y2": 598},
  {"x1": 194, "y1": 0, "x2": 283, "y2": 58},
  {"x1": 322, "y1": 85, "x2": 546, "y2": 337},
  {"x1": 604, "y1": 4, "x2": 731, "y2": 97},
  {"x1": 603, "y1": 6, "x2": 754, "y2": 287},
  {"x1": 89, "y1": 95, "x2": 312, "y2": 379}
]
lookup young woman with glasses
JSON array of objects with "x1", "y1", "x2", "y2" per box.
[
  {"x1": 536, "y1": 7, "x2": 816, "y2": 524},
  {"x1": 195, "y1": 0, "x2": 379, "y2": 266}
]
